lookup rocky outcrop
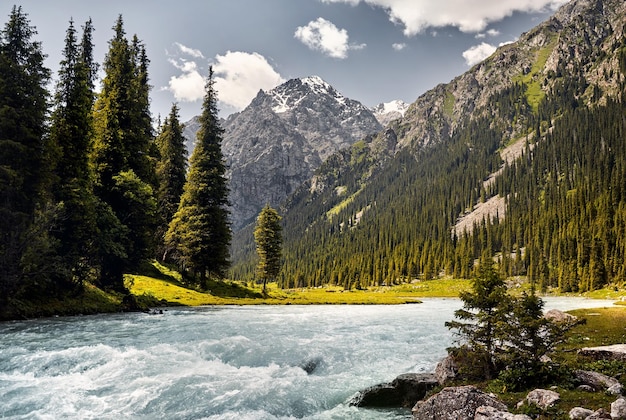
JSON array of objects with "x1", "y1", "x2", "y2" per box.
[
  {"x1": 574, "y1": 370, "x2": 623, "y2": 395},
  {"x1": 434, "y1": 354, "x2": 458, "y2": 385},
  {"x1": 570, "y1": 407, "x2": 595, "y2": 419},
  {"x1": 411, "y1": 385, "x2": 507, "y2": 419},
  {"x1": 185, "y1": 76, "x2": 382, "y2": 231},
  {"x1": 349, "y1": 373, "x2": 438, "y2": 408},
  {"x1": 612, "y1": 397, "x2": 626, "y2": 420},
  {"x1": 475, "y1": 405, "x2": 532, "y2": 420},
  {"x1": 521, "y1": 388, "x2": 560, "y2": 410},
  {"x1": 544, "y1": 309, "x2": 579, "y2": 323},
  {"x1": 579, "y1": 344, "x2": 626, "y2": 362}
]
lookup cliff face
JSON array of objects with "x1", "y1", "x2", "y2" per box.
[
  {"x1": 185, "y1": 76, "x2": 382, "y2": 231},
  {"x1": 393, "y1": 0, "x2": 625, "y2": 152}
]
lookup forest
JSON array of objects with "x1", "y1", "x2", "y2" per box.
[
  {"x1": 0, "y1": 6, "x2": 229, "y2": 313},
  {"x1": 2, "y1": 3, "x2": 626, "y2": 318},
  {"x1": 232, "y1": 34, "x2": 626, "y2": 294}
]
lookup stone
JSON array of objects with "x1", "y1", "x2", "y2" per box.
[
  {"x1": 577, "y1": 385, "x2": 596, "y2": 392},
  {"x1": 574, "y1": 370, "x2": 623, "y2": 394},
  {"x1": 525, "y1": 388, "x2": 560, "y2": 410},
  {"x1": 434, "y1": 354, "x2": 458, "y2": 385},
  {"x1": 544, "y1": 309, "x2": 578, "y2": 323},
  {"x1": 411, "y1": 385, "x2": 507, "y2": 419},
  {"x1": 586, "y1": 408, "x2": 612, "y2": 419},
  {"x1": 474, "y1": 405, "x2": 532, "y2": 419},
  {"x1": 579, "y1": 345, "x2": 626, "y2": 362},
  {"x1": 612, "y1": 397, "x2": 626, "y2": 420},
  {"x1": 569, "y1": 407, "x2": 594, "y2": 419},
  {"x1": 349, "y1": 373, "x2": 437, "y2": 408}
]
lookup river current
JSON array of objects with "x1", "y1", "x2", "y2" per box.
[{"x1": 0, "y1": 297, "x2": 616, "y2": 419}]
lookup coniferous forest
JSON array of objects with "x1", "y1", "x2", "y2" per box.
[
  {"x1": 2, "y1": 4, "x2": 626, "y2": 318},
  {"x1": 0, "y1": 7, "x2": 229, "y2": 314}
]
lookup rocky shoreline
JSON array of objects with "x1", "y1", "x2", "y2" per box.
[{"x1": 350, "y1": 343, "x2": 626, "y2": 419}]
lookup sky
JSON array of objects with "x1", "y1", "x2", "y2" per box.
[{"x1": 3, "y1": 0, "x2": 568, "y2": 122}]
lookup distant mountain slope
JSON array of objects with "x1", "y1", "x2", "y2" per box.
[
  {"x1": 371, "y1": 100, "x2": 408, "y2": 126},
  {"x1": 184, "y1": 76, "x2": 382, "y2": 231},
  {"x1": 230, "y1": 0, "x2": 626, "y2": 292}
]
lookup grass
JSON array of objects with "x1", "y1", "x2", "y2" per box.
[
  {"x1": 513, "y1": 35, "x2": 558, "y2": 113},
  {"x1": 125, "y1": 263, "x2": 476, "y2": 306}
]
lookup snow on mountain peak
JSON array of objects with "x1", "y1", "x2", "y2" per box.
[
  {"x1": 269, "y1": 76, "x2": 351, "y2": 114},
  {"x1": 373, "y1": 100, "x2": 409, "y2": 116}
]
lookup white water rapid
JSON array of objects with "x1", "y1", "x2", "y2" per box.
[{"x1": 0, "y1": 297, "x2": 615, "y2": 419}]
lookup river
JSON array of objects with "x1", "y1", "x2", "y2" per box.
[{"x1": 0, "y1": 297, "x2": 616, "y2": 419}]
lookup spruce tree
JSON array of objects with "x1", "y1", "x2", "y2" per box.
[
  {"x1": 155, "y1": 104, "x2": 187, "y2": 260},
  {"x1": 166, "y1": 67, "x2": 231, "y2": 285},
  {"x1": 254, "y1": 205, "x2": 283, "y2": 293},
  {"x1": 48, "y1": 18, "x2": 98, "y2": 288},
  {"x1": 445, "y1": 253, "x2": 509, "y2": 379},
  {"x1": 0, "y1": 6, "x2": 50, "y2": 300},
  {"x1": 90, "y1": 15, "x2": 156, "y2": 289}
]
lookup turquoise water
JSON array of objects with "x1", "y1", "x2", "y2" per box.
[{"x1": 0, "y1": 298, "x2": 615, "y2": 419}]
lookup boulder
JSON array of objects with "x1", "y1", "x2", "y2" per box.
[
  {"x1": 544, "y1": 309, "x2": 578, "y2": 323},
  {"x1": 435, "y1": 354, "x2": 458, "y2": 385},
  {"x1": 586, "y1": 408, "x2": 612, "y2": 419},
  {"x1": 569, "y1": 407, "x2": 594, "y2": 419},
  {"x1": 524, "y1": 388, "x2": 560, "y2": 410},
  {"x1": 612, "y1": 397, "x2": 626, "y2": 420},
  {"x1": 349, "y1": 373, "x2": 438, "y2": 408},
  {"x1": 579, "y1": 344, "x2": 626, "y2": 362},
  {"x1": 574, "y1": 370, "x2": 623, "y2": 395},
  {"x1": 474, "y1": 405, "x2": 532, "y2": 419},
  {"x1": 411, "y1": 385, "x2": 507, "y2": 419}
]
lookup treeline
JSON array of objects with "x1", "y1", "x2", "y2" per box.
[
  {"x1": 230, "y1": 43, "x2": 626, "y2": 293},
  {"x1": 0, "y1": 6, "x2": 229, "y2": 310}
]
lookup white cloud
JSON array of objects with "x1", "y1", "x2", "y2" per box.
[
  {"x1": 174, "y1": 42, "x2": 204, "y2": 59},
  {"x1": 462, "y1": 42, "x2": 497, "y2": 66},
  {"x1": 165, "y1": 59, "x2": 205, "y2": 102},
  {"x1": 321, "y1": 0, "x2": 568, "y2": 35},
  {"x1": 295, "y1": 17, "x2": 364, "y2": 59},
  {"x1": 392, "y1": 42, "x2": 406, "y2": 51},
  {"x1": 212, "y1": 51, "x2": 285, "y2": 110}
]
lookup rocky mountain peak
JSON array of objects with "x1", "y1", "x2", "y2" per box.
[
  {"x1": 184, "y1": 76, "x2": 382, "y2": 231},
  {"x1": 372, "y1": 100, "x2": 409, "y2": 126}
]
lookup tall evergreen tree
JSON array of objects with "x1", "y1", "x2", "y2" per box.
[
  {"x1": 48, "y1": 18, "x2": 98, "y2": 287},
  {"x1": 0, "y1": 6, "x2": 50, "y2": 301},
  {"x1": 166, "y1": 67, "x2": 231, "y2": 285},
  {"x1": 90, "y1": 15, "x2": 156, "y2": 289},
  {"x1": 155, "y1": 104, "x2": 187, "y2": 260},
  {"x1": 254, "y1": 205, "x2": 283, "y2": 293}
]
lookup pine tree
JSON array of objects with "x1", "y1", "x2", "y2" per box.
[
  {"x1": 90, "y1": 15, "x2": 156, "y2": 289},
  {"x1": 254, "y1": 205, "x2": 283, "y2": 293},
  {"x1": 48, "y1": 18, "x2": 98, "y2": 288},
  {"x1": 166, "y1": 67, "x2": 231, "y2": 285},
  {"x1": 445, "y1": 253, "x2": 509, "y2": 379},
  {"x1": 155, "y1": 104, "x2": 187, "y2": 260},
  {"x1": 0, "y1": 6, "x2": 51, "y2": 301}
]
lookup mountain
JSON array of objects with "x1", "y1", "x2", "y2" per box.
[
  {"x1": 371, "y1": 100, "x2": 409, "y2": 126},
  {"x1": 184, "y1": 76, "x2": 382, "y2": 231},
  {"x1": 231, "y1": 0, "x2": 626, "y2": 292}
]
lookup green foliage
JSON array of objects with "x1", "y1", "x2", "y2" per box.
[
  {"x1": 166, "y1": 67, "x2": 231, "y2": 284},
  {"x1": 254, "y1": 205, "x2": 283, "y2": 293},
  {"x1": 446, "y1": 255, "x2": 510, "y2": 379}
]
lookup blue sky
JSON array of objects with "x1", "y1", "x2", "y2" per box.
[{"x1": 3, "y1": 0, "x2": 567, "y2": 122}]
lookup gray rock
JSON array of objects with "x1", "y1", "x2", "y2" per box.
[
  {"x1": 349, "y1": 373, "x2": 438, "y2": 408},
  {"x1": 569, "y1": 407, "x2": 594, "y2": 419},
  {"x1": 474, "y1": 405, "x2": 532, "y2": 419},
  {"x1": 579, "y1": 345, "x2": 626, "y2": 363},
  {"x1": 587, "y1": 408, "x2": 612, "y2": 419},
  {"x1": 612, "y1": 397, "x2": 626, "y2": 419},
  {"x1": 434, "y1": 354, "x2": 458, "y2": 385},
  {"x1": 578, "y1": 385, "x2": 596, "y2": 392},
  {"x1": 411, "y1": 385, "x2": 507, "y2": 420},
  {"x1": 544, "y1": 309, "x2": 578, "y2": 323},
  {"x1": 524, "y1": 388, "x2": 560, "y2": 410},
  {"x1": 574, "y1": 370, "x2": 623, "y2": 394}
]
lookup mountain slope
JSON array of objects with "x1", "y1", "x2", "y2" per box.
[
  {"x1": 185, "y1": 76, "x2": 382, "y2": 231},
  {"x1": 230, "y1": 0, "x2": 626, "y2": 292}
]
